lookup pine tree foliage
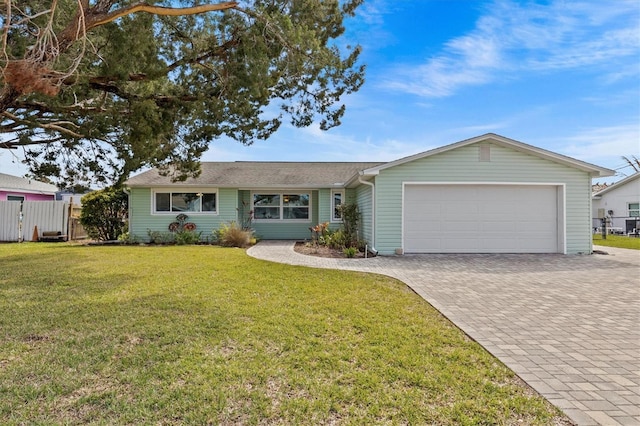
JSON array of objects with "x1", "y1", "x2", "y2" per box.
[{"x1": 0, "y1": 0, "x2": 365, "y2": 185}]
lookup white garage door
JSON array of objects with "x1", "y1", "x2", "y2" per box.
[{"x1": 403, "y1": 184, "x2": 559, "y2": 253}]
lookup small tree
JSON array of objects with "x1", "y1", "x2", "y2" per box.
[
  {"x1": 80, "y1": 187, "x2": 128, "y2": 241},
  {"x1": 337, "y1": 203, "x2": 360, "y2": 247}
]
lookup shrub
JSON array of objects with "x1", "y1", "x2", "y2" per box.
[
  {"x1": 215, "y1": 221, "x2": 253, "y2": 247},
  {"x1": 117, "y1": 232, "x2": 141, "y2": 244},
  {"x1": 175, "y1": 230, "x2": 201, "y2": 245},
  {"x1": 80, "y1": 187, "x2": 128, "y2": 241},
  {"x1": 327, "y1": 229, "x2": 347, "y2": 249},
  {"x1": 343, "y1": 247, "x2": 357, "y2": 258},
  {"x1": 147, "y1": 230, "x2": 174, "y2": 244}
]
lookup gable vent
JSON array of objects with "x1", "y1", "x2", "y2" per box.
[{"x1": 479, "y1": 144, "x2": 491, "y2": 162}]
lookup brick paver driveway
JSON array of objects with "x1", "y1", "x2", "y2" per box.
[{"x1": 247, "y1": 242, "x2": 640, "y2": 426}]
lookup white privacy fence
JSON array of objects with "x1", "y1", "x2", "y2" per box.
[
  {"x1": 0, "y1": 201, "x2": 21, "y2": 241},
  {"x1": 0, "y1": 201, "x2": 71, "y2": 242}
]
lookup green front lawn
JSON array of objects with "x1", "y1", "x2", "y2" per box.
[
  {"x1": 0, "y1": 244, "x2": 566, "y2": 425},
  {"x1": 593, "y1": 234, "x2": 640, "y2": 250}
]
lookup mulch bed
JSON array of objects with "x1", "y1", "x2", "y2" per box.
[{"x1": 293, "y1": 241, "x2": 369, "y2": 258}]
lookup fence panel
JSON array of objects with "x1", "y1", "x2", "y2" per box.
[
  {"x1": 0, "y1": 201, "x2": 71, "y2": 242},
  {"x1": 21, "y1": 201, "x2": 69, "y2": 241},
  {"x1": 0, "y1": 201, "x2": 22, "y2": 241}
]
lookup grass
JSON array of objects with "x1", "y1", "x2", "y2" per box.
[
  {"x1": 0, "y1": 243, "x2": 567, "y2": 425},
  {"x1": 593, "y1": 234, "x2": 640, "y2": 250}
]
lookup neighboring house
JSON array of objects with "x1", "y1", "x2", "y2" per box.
[
  {"x1": 0, "y1": 172, "x2": 58, "y2": 201},
  {"x1": 56, "y1": 190, "x2": 89, "y2": 206},
  {"x1": 592, "y1": 172, "x2": 640, "y2": 234},
  {"x1": 125, "y1": 133, "x2": 614, "y2": 255},
  {"x1": 591, "y1": 182, "x2": 609, "y2": 194}
]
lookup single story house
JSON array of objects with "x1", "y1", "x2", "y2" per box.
[
  {"x1": 0, "y1": 172, "x2": 58, "y2": 201},
  {"x1": 592, "y1": 172, "x2": 640, "y2": 235},
  {"x1": 125, "y1": 133, "x2": 614, "y2": 255}
]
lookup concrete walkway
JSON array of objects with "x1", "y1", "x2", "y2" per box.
[{"x1": 247, "y1": 241, "x2": 640, "y2": 426}]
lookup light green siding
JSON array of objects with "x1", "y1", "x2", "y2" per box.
[
  {"x1": 128, "y1": 187, "x2": 238, "y2": 241},
  {"x1": 318, "y1": 189, "x2": 332, "y2": 227},
  {"x1": 372, "y1": 143, "x2": 593, "y2": 255},
  {"x1": 130, "y1": 188, "x2": 341, "y2": 242},
  {"x1": 355, "y1": 182, "x2": 374, "y2": 246},
  {"x1": 249, "y1": 190, "x2": 319, "y2": 240},
  {"x1": 318, "y1": 188, "x2": 352, "y2": 232}
]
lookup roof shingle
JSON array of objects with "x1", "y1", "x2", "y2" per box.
[
  {"x1": 0, "y1": 173, "x2": 58, "y2": 194},
  {"x1": 125, "y1": 162, "x2": 384, "y2": 188}
]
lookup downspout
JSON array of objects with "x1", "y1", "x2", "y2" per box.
[{"x1": 358, "y1": 175, "x2": 377, "y2": 254}]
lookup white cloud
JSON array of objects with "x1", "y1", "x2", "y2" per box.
[
  {"x1": 0, "y1": 150, "x2": 29, "y2": 177},
  {"x1": 554, "y1": 124, "x2": 640, "y2": 172},
  {"x1": 294, "y1": 124, "x2": 422, "y2": 162},
  {"x1": 345, "y1": 0, "x2": 398, "y2": 52},
  {"x1": 383, "y1": 0, "x2": 640, "y2": 98}
]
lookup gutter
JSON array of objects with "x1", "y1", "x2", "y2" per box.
[{"x1": 358, "y1": 175, "x2": 377, "y2": 254}]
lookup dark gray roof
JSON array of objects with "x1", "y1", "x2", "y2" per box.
[{"x1": 125, "y1": 162, "x2": 384, "y2": 188}]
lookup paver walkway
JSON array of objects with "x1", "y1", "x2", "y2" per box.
[{"x1": 247, "y1": 241, "x2": 640, "y2": 426}]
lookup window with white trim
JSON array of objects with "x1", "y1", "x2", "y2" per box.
[
  {"x1": 331, "y1": 190, "x2": 344, "y2": 222},
  {"x1": 153, "y1": 191, "x2": 217, "y2": 213},
  {"x1": 253, "y1": 193, "x2": 310, "y2": 221},
  {"x1": 629, "y1": 202, "x2": 640, "y2": 217}
]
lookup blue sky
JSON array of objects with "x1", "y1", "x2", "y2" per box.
[{"x1": 1, "y1": 0, "x2": 639, "y2": 183}]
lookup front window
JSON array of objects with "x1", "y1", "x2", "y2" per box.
[
  {"x1": 7, "y1": 195, "x2": 25, "y2": 202},
  {"x1": 154, "y1": 191, "x2": 217, "y2": 214},
  {"x1": 629, "y1": 203, "x2": 640, "y2": 217},
  {"x1": 253, "y1": 193, "x2": 310, "y2": 221},
  {"x1": 332, "y1": 190, "x2": 343, "y2": 222},
  {"x1": 253, "y1": 194, "x2": 280, "y2": 219}
]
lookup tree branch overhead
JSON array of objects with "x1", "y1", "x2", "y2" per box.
[{"x1": 1, "y1": 0, "x2": 365, "y2": 186}]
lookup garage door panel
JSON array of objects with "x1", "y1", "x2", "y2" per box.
[
  {"x1": 404, "y1": 237, "x2": 443, "y2": 251},
  {"x1": 481, "y1": 221, "x2": 517, "y2": 232},
  {"x1": 442, "y1": 202, "x2": 478, "y2": 216},
  {"x1": 404, "y1": 184, "x2": 559, "y2": 253},
  {"x1": 442, "y1": 237, "x2": 480, "y2": 251},
  {"x1": 480, "y1": 202, "x2": 516, "y2": 216},
  {"x1": 441, "y1": 220, "x2": 481, "y2": 232},
  {"x1": 481, "y1": 239, "x2": 520, "y2": 252}
]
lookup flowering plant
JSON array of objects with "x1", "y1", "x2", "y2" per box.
[{"x1": 168, "y1": 214, "x2": 199, "y2": 244}]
